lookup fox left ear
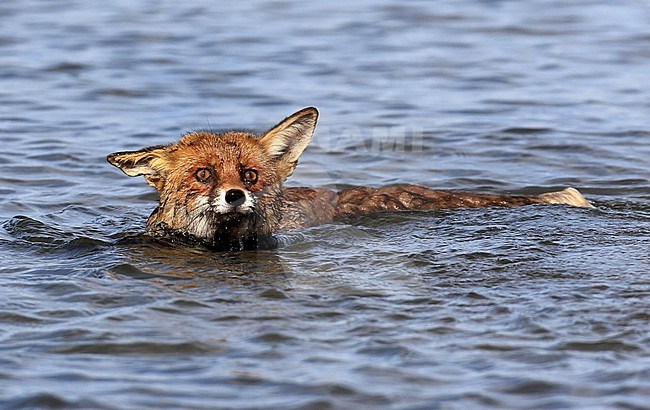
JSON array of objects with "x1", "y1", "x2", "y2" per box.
[
  {"x1": 106, "y1": 145, "x2": 171, "y2": 190},
  {"x1": 260, "y1": 107, "x2": 318, "y2": 179}
]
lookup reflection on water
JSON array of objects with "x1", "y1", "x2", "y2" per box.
[{"x1": 1, "y1": 0, "x2": 649, "y2": 408}]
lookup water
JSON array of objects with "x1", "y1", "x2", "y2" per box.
[{"x1": 1, "y1": 0, "x2": 649, "y2": 408}]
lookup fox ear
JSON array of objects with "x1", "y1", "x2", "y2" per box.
[
  {"x1": 260, "y1": 107, "x2": 318, "y2": 179},
  {"x1": 107, "y1": 145, "x2": 170, "y2": 190}
]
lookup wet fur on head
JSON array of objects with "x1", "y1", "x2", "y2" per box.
[{"x1": 107, "y1": 107, "x2": 319, "y2": 249}]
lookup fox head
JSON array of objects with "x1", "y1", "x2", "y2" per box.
[{"x1": 107, "y1": 107, "x2": 318, "y2": 249}]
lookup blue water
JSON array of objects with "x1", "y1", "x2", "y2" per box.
[{"x1": 1, "y1": 1, "x2": 649, "y2": 408}]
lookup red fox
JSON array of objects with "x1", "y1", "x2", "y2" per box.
[{"x1": 107, "y1": 107, "x2": 593, "y2": 250}]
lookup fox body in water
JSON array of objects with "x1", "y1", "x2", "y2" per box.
[{"x1": 108, "y1": 107, "x2": 593, "y2": 250}]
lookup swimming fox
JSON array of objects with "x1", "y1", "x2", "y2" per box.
[{"x1": 107, "y1": 107, "x2": 593, "y2": 250}]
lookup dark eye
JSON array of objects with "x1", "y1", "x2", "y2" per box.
[
  {"x1": 242, "y1": 169, "x2": 258, "y2": 184},
  {"x1": 194, "y1": 167, "x2": 213, "y2": 183}
]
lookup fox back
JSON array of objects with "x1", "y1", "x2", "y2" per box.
[{"x1": 107, "y1": 107, "x2": 319, "y2": 249}]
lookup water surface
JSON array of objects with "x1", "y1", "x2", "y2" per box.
[{"x1": 1, "y1": 1, "x2": 649, "y2": 408}]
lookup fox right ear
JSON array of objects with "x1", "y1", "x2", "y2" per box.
[
  {"x1": 107, "y1": 145, "x2": 170, "y2": 190},
  {"x1": 260, "y1": 107, "x2": 319, "y2": 180}
]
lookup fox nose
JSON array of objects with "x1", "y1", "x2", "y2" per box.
[{"x1": 225, "y1": 189, "x2": 246, "y2": 206}]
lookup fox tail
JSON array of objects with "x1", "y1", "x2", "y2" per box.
[{"x1": 536, "y1": 187, "x2": 594, "y2": 208}]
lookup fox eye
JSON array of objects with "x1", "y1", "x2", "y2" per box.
[
  {"x1": 194, "y1": 167, "x2": 213, "y2": 183},
  {"x1": 242, "y1": 169, "x2": 258, "y2": 184}
]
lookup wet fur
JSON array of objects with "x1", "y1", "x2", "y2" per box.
[{"x1": 108, "y1": 107, "x2": 593, "y2": 250}]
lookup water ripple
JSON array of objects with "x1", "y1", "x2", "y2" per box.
[{"x1": 0, "y1": 0, "x2": 649, "y2": 409}]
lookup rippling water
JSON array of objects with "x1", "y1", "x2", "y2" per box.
[{"x1": 1, "y1": 1, "x2": 649, "y2": 408}]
